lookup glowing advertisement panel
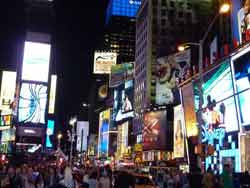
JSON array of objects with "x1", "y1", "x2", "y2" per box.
[
  {"x1": 143, "y1": 110, "x2": 168, "y2": 151},
  {"x1": 193, "y1": 61, "x2": 240, "y2": 173},
  {"x1": 112, "y1": 80, "x2": 134, "y2": 123},
  {"x1": 117, "y1": 121, "x2": 129, "y2": 158},
  {"x1": 155, "y1": 49, "x2": 190, "y2": 105},
  {"x1": 231, "y1": 0, "x2": 250, "y2": 45},
  {"x1": 0, "y1": 71, "x2": 16, "y2": 115},
  {"x1": 173, "y1": 105, "x2": 185, "y2": 159},
  {"x1": 48, "y1": 75, "x2": 57, "y2": 114},
  {"x1": 18, "y1": 83, "x2": 47, "y2": 124},
  {"x1": 231, "y1": 47, "x2": 250, "y2": 126},
  {"x1": 98, "y1": 109, "x2": 110, "y2": 157},
  {"x1": 76, "y1": 121, "x2": 89, "y2": 152},
  {"x1": 22, "y1": 41, "x2": 51, "y2": 82},
  {"x1": 109, "y1": 63, "x2": 134, "y2": 88},
  {"x1": 93, "y1": 52, "x2": 117, "y2": 74},
  {"x1": 46, "y1": 120, "x2": 55, "y2": 148}
]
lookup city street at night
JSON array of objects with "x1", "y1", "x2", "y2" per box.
[{"x1": 1, "y1": 0, "x2": 250, "y2": 188}]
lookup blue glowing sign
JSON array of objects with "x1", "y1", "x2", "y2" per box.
[
  {"x1": 46, "y1": 120, "x2": 55, "y2": 148},
  {"x1": 106, "y1": 0, "x2": 141, "y2": 22}
]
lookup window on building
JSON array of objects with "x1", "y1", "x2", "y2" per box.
[
  {"x1": 170, "y1": 1, "x2": 175, "y2": 8},
  {"x1": 161, "y1": 0, "x2": 167, "y2": 6},
  {"x1": 161, "y1": 19, "x2": 166, "y2": 25},
  {"x1": 161, "y1": 9, "x2": 167, "y2": 16},
  {"x1": 178, "y1": 11, "x2": 184, "y2": 18}
]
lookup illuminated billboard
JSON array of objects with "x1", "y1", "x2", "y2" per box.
[
  {"x1": 93, "y1": 52, "x2": 117, "y2": 74},
  {"x1": 76, "y1": 121, "x2": 89, "y2": 152},
  {"x1": 155, "y1": 49, "x2": 190, "y2": 105},
  {"x1": 21, "y1": 41, "x2": 51, "y2": 82},
  {"x1": 109, "y1": 63, "x2": 134, "y2": 87},
  {"x1": 98, "y1": 109, "x2": 110, "y2": 157},
  {"x1": 231, "y1": 47, "x2": 250, "y2": 126},
  {"x1": 117, "y1": 121, "x2": 129, "y2": 158},
  {"x1": 46, "y1": 120, "x2": 55, "y2": 148},
  {"x1": 231, "y1": 0, "x2": 250, "y2": 45},
  {"x1": 112, "y1": 80, "x2": 134, "y2": 122},
  {"x1": 48, "y1": 75, "x2": 57, "y2": 114},
  {"x1": 173, "y1": 105, "x2": 185, "y2": 159},
  {"x1": 143, "y1": 110, "x2": 168, "y2": 151},
  {"x1": 18, "y1": 83, "x2": 47, "y2": 124},
  {"x1": 0, "y1": 71, "x2": 17, "y2": 115}
]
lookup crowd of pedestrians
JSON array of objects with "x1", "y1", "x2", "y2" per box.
[{"x1": 0, "y1": 162, "x2": 250, "y2": 188}]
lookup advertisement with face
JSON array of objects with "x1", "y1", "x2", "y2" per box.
[
  {"x1": 143, "y1": 110, "x2": 167, "y2": 151},
  {"x1": 22, "y1": 41, "x2": 51, "y2": 82},
  {"x1": 98, "y1": 109, "x2": 110, "y2": 157},
  {"x1": 0, "y1": 71, "x2": 17, "y2": 115},
  {"x1": 18, "y1": 83, "x2": 47, "y2": 124},
  {"x1": 155, "y1": 50, "x2": 190, "y2": 105},
  {"x1": 93, "y1": 52, "x2": 117, "y2": 74},
  {"x1": 231, "y1": 47, "x2": 250, "y2": 126},
  {"x1": 231, "y1": 0, "x2": 250, "y2": 45},
  {"x1": 174, "y1": 105, "x2": 185, "y2": 158},
  {"x1": 112, "y1": 80, "x2": 134, "y2": 122}
]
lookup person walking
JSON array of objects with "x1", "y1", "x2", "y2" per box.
[
  {"x1": 59, "y1": 166, "x2": 75, "y2": 188},
  {"x1": 202, "y1": 167, "x2": 214, "y2": 188},
  {"x1": 220, "y1": 164, "x2": 233, "y2": 188},
  {"x1": 99, "y1": 171, "x2": 110, "y2": 188}
]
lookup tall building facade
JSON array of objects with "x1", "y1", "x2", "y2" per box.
[
  {"x1": 133, "y1": 0, "x2": 214, "y2": 137},
  {"x1": 103, "y1": 0, "x2": 141, "y2": 63}
]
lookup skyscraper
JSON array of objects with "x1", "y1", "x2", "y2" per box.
[
  {"x1": 103, "y1": 0, "x2": 141, "y2": 63},
  {"x1": 133, "y1": 0, "x2": 214, "y2": 138}
]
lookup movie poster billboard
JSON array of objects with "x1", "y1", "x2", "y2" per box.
[
  {"x1": 181, "y1": 83, "x2": 198, "y2": 137},
  {"x1": 76, "y1": 121, "x2": 89, "y2": 152},
  {"x1": 98, "y1": 109, "x2": 110, "y2": 157},
  {"x1": 0, "y1": 71, "x2": 17, "y2": 115},
  {"x1": 109, "y1": 63, "x2": 134, "y2": 87},
  {"x1": 112, "y1": 80, "x2": 134, "y2": 122},
  {"x1": 21, "y1": 41, "x2": 51, "y2": 82},
  {"x1": 93, "y1": 52, "x2": 117, "y2": 74},
  {"x1": 155, "y1": 49, "x2": 190, "y2": 105},
  {"x1": 48, "y1": 75, "x2": 57, "y2": 114},
  {"x1": 18, "y1": 83, "x2": 47, "y2": 124},
  {"x1": 231, "y1": 47, "x2": 250, "y2": 126},
  {"x1": 173, "y1": 105, "x2": 185, "y2": 158},
  {"x1": 143, "y1": 110, "x2": 167, "y2": 150}
]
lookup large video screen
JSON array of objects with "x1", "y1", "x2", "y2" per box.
[
  {"x1": 48, "y1": 75, "x2": 57, "y2": 114},
  {"x1": 155, "y1": 49, "x2": 190, "y2": 105},
  {"x1": 98, "y1": 109, "x2": 110, "y2": 157},
  {"x1": 194, "y1": 61, "x2": 238, "y2": 134},
  {"x1": 143, "y1": 110, "x2": 168, "y2": 150},
  {"x1": 22, "y1": 41, "x2": 51, "y2": 82},
  {"x1": 231, "y1": 47, "x2": 250, "y2": 126},
  {"x1": 76, "y1": 121, "x2": 89, "y2": 152},
  {"x1": 18, "y1": 83, "x2": 47, "y2": 124},
  {"x1": 112, "y1": 80, "x2": 134, "y2": 122}
]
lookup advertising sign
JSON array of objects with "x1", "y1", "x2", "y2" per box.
[
  {"x1": 76, "y1": 121, "x2": 89, "y2": 152},
  {"x1": 155, "y1": 49, "x2": 190, "y2": 105},
  {"x1": 48, "y1": 75, "x2": 57, "y2": 114},
  {"x1": 112, "y1": 80, "x2": 134, "y2": 123},
  {"x1": 45, "y1": 120, "x2": 55, "y2": 148},
  {"x1": 181, "y1": 83, "x2": 198, "y2": 137},
  {"x1": 116, "y1": 121, "x2": 129, "y2": 158},
  {"x1": 0, "y1": 71, "x2": 17, "y2": 115},
  {"x1": 93, "y1": 52, "x2": 117, "y2": 74},
  {"x1": 1, "y1": 128, "x2": 15, "y2": 143},
  {"x1": 109, "y1": 63, "x2": 134, "y2": 87},
  {"x1": 18, "y1": 83, "x2": 47, "y2": 124},
  {"x1": 231, "y1": 0, "x2": 250, "y2": 45},
  {"x1": 173, "y1": 105, "x2": 185, "y2": 158},
  {"x1": 143, "y1": 110, "x2": 167, "y2": 150},
  {"x1": 98, "y1": 109, "x2": 110, "y2": 157},
  {"x1": 231, "y1": 47, "x2": 250, "y2": 126}
]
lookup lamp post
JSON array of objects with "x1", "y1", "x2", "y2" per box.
[
  {"x1": 178, "y1": 3, "x2": 230, "y2": 169},
  {"x1": 69, "y1": 116, "x2": 77, "y2": 167}
]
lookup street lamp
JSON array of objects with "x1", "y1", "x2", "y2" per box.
[
  {"x1": 177, "y1": 3, "x2": 230, "y2": 169},
  {"x1": 69, "y1": 116, "x2": 77, "y2": 167},
  {"x1": 57, "y1": 133, "x2": 62, "y2": 150}
]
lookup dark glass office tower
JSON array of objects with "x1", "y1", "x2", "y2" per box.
[{"x1": 103, "y1": 0, "x2": 141, "y2": 63}]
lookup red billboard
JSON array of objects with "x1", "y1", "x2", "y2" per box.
[{"x1": 143, "y1": 110, "x2": 168, "y2": 151}]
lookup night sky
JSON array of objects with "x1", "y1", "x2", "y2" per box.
[{"x1": 0, "y1": 0, "x2": 108, "y2": 131}]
